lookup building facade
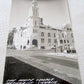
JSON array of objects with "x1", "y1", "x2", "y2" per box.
[{"x1": 8, "y1": 0, "x2": 76, "y2": 53}]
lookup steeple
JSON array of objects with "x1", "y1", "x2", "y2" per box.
[
  {"x1": 27, "y1": 0, "x2": 39, "y2": 27},
  {"x1": 32, "y1": 0, "x2": 38, "y2": 7},
  {"x1": 28, "y1": 0, "x2": 39, "y2": 17}
]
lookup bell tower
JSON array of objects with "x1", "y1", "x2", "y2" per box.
[
  {"x1": 28, "y1": 0, "x2": 39, "y2": 17},
  {"x1": 32, "y1": 0, "x2": 39, "y2": 17},
  {"x1": 27, "y1": 0, "x2": 40, "y2": 27}
]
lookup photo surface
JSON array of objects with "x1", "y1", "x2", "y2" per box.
[{"x1": 3, "y1": 0, "x2": 82, "y2": 84}]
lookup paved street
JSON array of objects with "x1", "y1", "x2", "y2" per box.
[
  {"x1": 32, "y1": 55, "x2": 78, "y2": 69},
  {"x1": 6, "y1": 49, "x2": 81, "y2": 84},
  {"x1": 3, "y1": 57, "x2": 71, "y2": 84}
]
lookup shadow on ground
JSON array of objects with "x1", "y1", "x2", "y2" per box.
[{"x1": 3, "y1": 57, "x2": 71, "y2": 84}]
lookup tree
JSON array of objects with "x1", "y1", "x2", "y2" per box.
[{"x1": 7, "y1": 28, "x2": 16, "y2": 45}]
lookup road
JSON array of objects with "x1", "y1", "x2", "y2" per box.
[
  {"x1": 6, "y1": 49, "x2": 81, "y2": 84},
  {"x1": 3, "y1": 57, "x2": 71, "y2": 84},
  {"x1": 31, "y1": 55, "x2": 78, "y2": 69}
]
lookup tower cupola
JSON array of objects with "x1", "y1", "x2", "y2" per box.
[{"x1": 32, "y1": 0, "x2": 38, "y2": 7}]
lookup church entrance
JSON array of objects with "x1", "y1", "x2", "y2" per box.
[{"x1": 32, "y1": 39, "x2": 38, "y2": 47}]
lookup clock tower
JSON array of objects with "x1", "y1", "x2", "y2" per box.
[{"x1": 27, "y1": 0, "x2": 40, "y2": 27}]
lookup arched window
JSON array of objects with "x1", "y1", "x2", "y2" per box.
[
  {"x1": 41, "y1": 32, "x2": 44, "y2": 36},
  {"x1": 48, "y1": 39, "x2": 51, "y2": 43},
  {"x1": 62, "y1": 33, "x2": 64, "y2": 38},
  {"x1": 54, "y1": 39, "x2": 57, "y2": 43},
  {"x1": 48, "y1": 33, "x2": 51, "y2": 37},
  {"x1": 60, "y1": 40, "x2": 63, "y2": 44},
  {"x1": 41, "y1": 38, "x2": 44, "y2": 43},
  {"x1": 64, "y1": 40, "x2": 66, "y2": 43},
  {"x1": 67, "y1": 40, "x2": 69, "y2": 43},
  {"x1": 20, "y1": 45, "x2": 22, "y2": 49},
  {"x1": 54, "y1": 33, "x2": 56, "y2": 37},
  {"x1": 71, "y1": 33, "x2": 73, "y2": 38},
  {"x1": 27, "y1": 40, "x2": 29, "y2": 45}
]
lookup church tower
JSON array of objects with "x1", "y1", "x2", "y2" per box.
[
  {"x1": 29, "y1": 0, "x2": 39, "y2": 17},
  {"x1": 27, "y1": 0, "x2": 40, "y2": 27}
]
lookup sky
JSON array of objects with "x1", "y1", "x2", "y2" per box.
[{"x1": 9, "y1": 0, "x2": 70, "y2": 29}]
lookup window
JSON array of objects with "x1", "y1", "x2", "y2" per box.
[
  {"x1": 41, "y1": 46, "x2": 45, "y2": 49},
  {"x1": 48, "y1": 33, "x2": 51, "y2": 37},
  {"x1": 54, "y1": 33, "x2": 56, "y2": 37},
  {"x1": 64, "y1": 40, "x2": 66, "y2": 43},
  {"x1": 60, "y1": 40, "x2": 63, "y2": 44},
  {"x1": 27, "y1": 40, "x2": 29, "y2": 45},
  {"x1": 35, "y1": 21, "x2": 37, "y2": 26},
  {"x1": 54, "y1": 45, "x2": 56, "y2": 47},
  {"x1": 54, "y1": 39, "x2": 57, "y2": 43},
  {"x1": 48, "y1": 39, "x2": 51, "y2": 43},
  {"x1": 40, "y1": 26, "x2": 45, "y2": 29},
  {"x1": 71, "y1": 33, "x2": 73, "y2": 38},
  {"x1": 67, "y1": 40, "x2": 69, "y2": 43},
  {"x1": 23, "y1": 46, "x2": 26, "y2": 49},
  {"x1": 62, "y1": 33, "x2": 64, "y2": 38},
  {"x1": 41, "y1": 38, "x2": 44, "y2": 43},
  {"x1": 41, "y1": 32, "x2": 44, "y2": 36}
]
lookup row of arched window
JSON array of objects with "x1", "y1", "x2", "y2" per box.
[
  {"x1": 41, "y1": 38, "x2": 57, "y2": 43},
  {"x1": 60, "y1": 40, "x2": 69, "y2": 44},
  {"x1": 41, "y1": 32, "x2": 56, "y2": 37},
  {"x1": 61, "y1": 33, "x2": 73, "y2": 38}
]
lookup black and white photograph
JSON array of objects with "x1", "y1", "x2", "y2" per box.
[{"x1": 3, "y1": 0, "x2": 82, "y2": 84}]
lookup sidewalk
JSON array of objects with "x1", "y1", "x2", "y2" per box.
[{"x1": 45, "y1": 52, "x2": 78, "y2": 61}]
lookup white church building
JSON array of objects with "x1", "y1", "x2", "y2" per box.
[{"x1": 9, "y1": 0, "x2": 76, "y2": 53}]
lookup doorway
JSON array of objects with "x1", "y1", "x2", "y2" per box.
[{"x1": 32, "y1": 39, "x2": 38, "y2": 47}]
